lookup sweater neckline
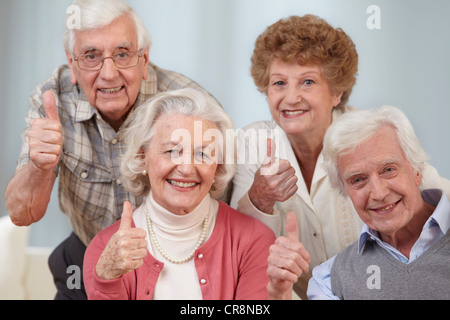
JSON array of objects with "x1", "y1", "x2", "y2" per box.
[{"x1": 143, "y1": 191, "x2": 219, "y2": 245}]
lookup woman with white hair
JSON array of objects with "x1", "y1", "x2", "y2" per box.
[
  {"x1": 6, "y1": 0, "x2": 219, "y2": 299},
  {"x1": 83, "y1": 89, "x2": 275, "y2": 300}
]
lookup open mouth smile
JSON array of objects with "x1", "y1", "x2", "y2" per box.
[
  {"x1": 282, "y1": 110, "x2": 306, "y2": 116},
  {"x1": 98, "y1": 86, "x2": 124, "y2": 94},
  {"x1": 167, "y1": 179, "x2": 198, "y2": 188},
  {"x1": 370, "y1": 200, "x2": 401, "y2": 214}
]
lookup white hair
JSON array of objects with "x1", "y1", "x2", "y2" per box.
[
  {"x1": 120, "y1": 88, "x2": 236, "y2": 199},
  {"x1": 63, "y1": 0, "x2": 151, "y2": 54},
  {"x1": 323, "y1": 105, "x2": 430, "y2": 195}
]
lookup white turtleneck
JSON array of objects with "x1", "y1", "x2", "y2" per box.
[{"x1": 133, "y1": 191, "x2": 218, "y2": 300}]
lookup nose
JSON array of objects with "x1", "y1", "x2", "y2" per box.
[
  {"x1": 176, "y1": 153, "x2": 196, "y2": 175},
  {"x1": 99, "y1": 57, "x2": 119, "y2": 80},
  {"x1": 369, "y1": 175, "x2": 390, "y2": 201},
  {"x1": 285, "y1": 85, "x2": 302, "y2": 105}
]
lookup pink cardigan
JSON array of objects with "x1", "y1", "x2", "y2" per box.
[{"x1": 83, "y1": 201, "x2": 275, "y2": 300}]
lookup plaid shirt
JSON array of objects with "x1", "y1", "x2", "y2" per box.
[{"x1": 18, "y1": 63, "x2": 217, "y2": 245}]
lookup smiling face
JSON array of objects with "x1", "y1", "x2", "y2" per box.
[
  {"x1": 144, "y1": 113, "x2": 220, "y2": 215},
  {"x1": 267, "y1": 59, "x2": 342, "y2": 139},
  {"x1": 337, "y1": 127, "x2": 424, "y2": 236},
  {"x1": 66, "y1": 13, "x2": 149, "y2": 129}
]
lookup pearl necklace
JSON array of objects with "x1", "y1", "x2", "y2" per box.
[{"x1": 144, "y1": 206, "x2": 208, "y2": 264}]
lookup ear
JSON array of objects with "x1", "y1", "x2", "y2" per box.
[
  {"x1": 333, "y1": 91, "x2": 344, "y2": 107},
  {"x1": 415, "y1": 169, "x2": 423, "y2": 187},
  {"x1": 141, "y1": 48, "x2": 150, "y2": 81},
  {"x1": 65, "y1": 50, "x2": 78, "y2": 85},
  {"x1": 137, "y1": 148, "x2": 148, "y2": 174},
  {"x1": 212, "y1": 164, "x2": 222, "y2": 188},
  {"x1": 137, "y1": 147, "x2": 146, "y2": 160}
]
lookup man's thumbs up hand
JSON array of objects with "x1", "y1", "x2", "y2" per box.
[
  {"x1": 43, "y1": 90, "x2": 60, "y2": 122},
  {"x1": 28, "y1": 90, "x2": 63, "y2": 170},
  {"x1": 96, "y1": 201, "x2": 148, "y2": 280},
  {"x1": 266, "y1": 212, "x2": 311, "y2": 300}
]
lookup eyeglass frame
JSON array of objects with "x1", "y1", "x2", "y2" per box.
[{"x1": 73, "y1": 49, "x2": 144, "y2": 71}]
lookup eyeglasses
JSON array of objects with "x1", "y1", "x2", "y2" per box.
[{"x1": 74, "y1": 49, "x2": 143, "y2": 71}]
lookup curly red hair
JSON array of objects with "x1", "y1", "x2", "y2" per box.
[{"x1": 251, "y1": 15, "x2": 358, "y2": 109}]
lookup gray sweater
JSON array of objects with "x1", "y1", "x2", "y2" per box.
[{"x1": 330, "y1": 231, "x2": 450, "y2": 300}]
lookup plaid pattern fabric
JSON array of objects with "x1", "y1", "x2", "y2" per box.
[{"x1": 18, "y1": 63, "x2": 216, "y2": 245}]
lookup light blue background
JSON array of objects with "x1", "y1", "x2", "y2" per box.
[{"x1": 1, "y1": 0, "x2": 449, "y2": 247}]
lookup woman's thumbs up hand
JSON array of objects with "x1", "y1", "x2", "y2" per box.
[
  {"x1": 266, "y1": 212, "x2": 311, "y2": 300},
  {"x1": 95, "y1": 201, "x2": 148, "y2": 280}
]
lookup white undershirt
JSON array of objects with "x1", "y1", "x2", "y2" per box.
[{"x1": 133, "y1": 191, "x2": 217, "y2": 300}]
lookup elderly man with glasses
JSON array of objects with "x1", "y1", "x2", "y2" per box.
[{"x1": 5, "y1": 0, "x2": 219, "y2": 300}]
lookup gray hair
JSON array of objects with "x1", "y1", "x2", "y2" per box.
[
  {"x1": 120, "y1": 88, "x2": 236, "y2": 199},
  {"x1": 323, "y1": 105, "x2": 429, "y2": 195},
  {"x1": 63, "y1": 0, "x2": 151, "y2": 54}
]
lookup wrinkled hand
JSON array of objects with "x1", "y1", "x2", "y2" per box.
[
  {"x1": 28, "y1": 91, "x2": 63, "y2": 171},
  {"x1": 267, "y1": 212, "x2": 311, "y2": 300},
  {"x1": 248, "y1": 138, "x2": 298, "y2": 213},
  {"x1": 96, "y1": 201, "x2": 148, "y2": 280}
]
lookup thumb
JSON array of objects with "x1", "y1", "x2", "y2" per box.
[
  {"x1": 285, "y1": 211, "x2": 299, "y2": 241},
  {"x1": 43, "y1": 90, "x2": 60, "y2": 122},
  {"x1": 119, "y1": 201, "x2": 134, "y2": 230},
  {"x1": 266, "y1": 137, "x2": 276, "y2": 164},
  {"x1": 261, "y1": 137, "x2": 278, "y2": 176}
]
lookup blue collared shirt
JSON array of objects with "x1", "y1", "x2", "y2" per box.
[{"x1": 307, "y1": 189, "x2": 450, "y2": 300}]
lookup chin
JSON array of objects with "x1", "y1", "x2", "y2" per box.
[
  {"x1": 168, "y1": 200, "x2": 199, "y2": 215},
  {"x1": 97, "y1": 102, "x2": 131, "y2": 120}
]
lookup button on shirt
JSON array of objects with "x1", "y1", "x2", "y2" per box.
[
  {"x1": 18, "y1": 63, "x2": 218, "y2": 246},
  {"x1": 307, "y1": 189, "x2": 450, "y2": 300}
]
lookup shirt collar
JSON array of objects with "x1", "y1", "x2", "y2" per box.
[
  {"x1": 357, "y1": 189, "x2": 450, "y2": 254},
  {"x1": 422, "y1": 189, "x2": 450, "y2": 235},
  {"x1": 74, "y1": 87, "x2": 96, "y2": 123},
  {"x1": 358, "y1": 225, "x2": 378, "y2": 254}
]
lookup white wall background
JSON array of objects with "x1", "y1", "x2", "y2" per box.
[{"x1": 1, "y1": 0, "x2": 449, "y2": 247}]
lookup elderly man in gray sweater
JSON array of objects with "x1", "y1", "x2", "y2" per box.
[{"x1": 307, "y1": 105, "x2": 450, "y2": 300}]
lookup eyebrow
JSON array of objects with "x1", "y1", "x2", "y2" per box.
[
  {"x1": 159, "y1": 141, "x2": 180, "y2": 148},
  {"x1": 159, "y1": 140, "x2": 216, "y2": 148},
  {"x1": 342, "y1": 159, "x2": 401, "y2": 181},
  {"x1": 269, "y1": 71, "x2": 321, "y2": 78},
  {"x1": 78, "y1": 46, "x2": 98, "y2": 53},
  {"x1": 343, "y1": 171, "x2": 363, "y2": 182},
  {"x1": 78, "y1": 42, "x2": 135, "y2": 53}
]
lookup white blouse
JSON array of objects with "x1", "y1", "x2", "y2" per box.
[
  {"x1": 133, "y1": 191, "x2": 218, "y2": 300},
  {"x1": 230, "y1": 106, "x2": 450, "y2": 298}
]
